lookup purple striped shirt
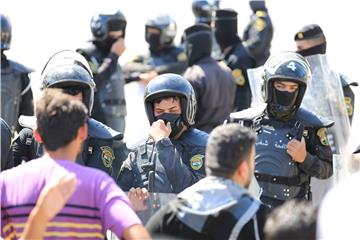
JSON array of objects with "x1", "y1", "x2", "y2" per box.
[{"x1": 1, "y1": 157, "x2": 141, "y2": 239}]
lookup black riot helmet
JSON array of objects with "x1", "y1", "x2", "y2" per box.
[
  {"x1": 192, "y1": 0, "x2": 220, "y2": 25},
  {"x1": 90, "y1": 10, "x2": 127, "y2": 41},
  {"x1": 145, "y1": 14, "x2": 177, "y2": 53},
  {"x1": 262, "y1": 51, "x2": 311, "y2": 120},
  {"x1": 182, "y1": 23, "x2": 212, "y2": 66},
  {"x1": 40, "y1": 50, "x2": 96, "y2": 114},
  {"x1": 144, "y1": 73, "x2": 197, "y2": 127},
  {"x1": 1, "y1": 14, "x2": 12, "y2": 50}
]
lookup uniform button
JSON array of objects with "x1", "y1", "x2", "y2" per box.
[
  {"x1": 274, "y1": 195, "x2": 278, "y2": 198},
  {"x1": 273, "y1": 177, "x2": 277, "y2": 182}
]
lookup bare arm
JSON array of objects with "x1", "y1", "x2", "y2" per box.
[{"x1": 121, "y1": 224, "x2": 151, "y2": 240}]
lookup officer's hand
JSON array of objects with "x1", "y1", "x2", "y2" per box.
[
  {"x1": 139, "y1": 70, "x2": 158, "y2": 86},
  {"x1": 111, "y1": 37, "x2": 126, "y2": 57},
  {"x1": 128, "y1": 187, "x2": 148, "y2": 211},
  {"x1": 287, "y1": 137, "x2": 307, "y2": 163},
  {"x1": 149, "y1": 120, "x2": 172, "y2": 142}
]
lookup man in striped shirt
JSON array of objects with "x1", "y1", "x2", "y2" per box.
[{"x1": 0, "y1": 89, "x2": 150, "y2": 239}]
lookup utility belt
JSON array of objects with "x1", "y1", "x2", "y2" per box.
[
  {"x1": 255, "y1": 172, "x2": 311, "y2": 205},
  {"x1": 255, "y1": 172, "x2": 302, "y2": 186}
]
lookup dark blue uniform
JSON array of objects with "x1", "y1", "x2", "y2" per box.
[
  {"x1": 340, "y1": 73, "x2": 357, "y2": 124},
  {"x1": 230, "y1": 105, "x2": 333, "y2": 208},
  {"x1": 11, "y1": 117, "x2": 127, "y2": 180},
  {"x1": 243, "y1": 10, "x2": 273, "y2": 67},
  {"x1": 1, "y1": 54, "x2": 34, "y2": 134},
  {"x1": 224, "y1": 40, "x2": 256, "y2": 111},
  {"x1": 77, "y1": 45, "x2": 126, "y2": 133},
  {"x1": 117, "y1": 128, "x2": 208, "y2": 193},
  {"x1": 1, "y1": 118, "x2": 13, "y2": 171}
]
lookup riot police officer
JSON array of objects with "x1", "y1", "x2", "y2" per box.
[
  {"x1": 294, "y1": 24, "x2": 358, "y2": 124},
  {"x1": 77, "y1": 10, "x2": 127, "y2": 133},
  {"x1": 1, "y1": 13, "x2": 34, "y2": 135},
  {"x1": 117, "y1": 74, "x2": 208, "y2": 193},
  {"x1": 229, "y1": 52, "x2": 333, "y2": 208},
  {"x1": 123, "y1": 14, "x2": 187, "y2": 85},
  {"x1": 1, "y1": 117, "x2": 13, "y2": 171},
  {"x1": 191, "y1": 0, "x2": 222, "y2": 60},
  {"x1": 12, "y1": 51, "x2": 126, "y2": 179},
  {"x1": 214, "y1": 9, "x2": 256, "y2": 111},
  {"x1": 243, "y1": 0, "x2": 274, "y2": 67},
  {"x1": 182, "y1": 23, "x2": 236, "y2": 133}
]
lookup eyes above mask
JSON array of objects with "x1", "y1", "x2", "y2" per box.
[{"x1": 272, "y1": 88, "x2": 298, "y2": 107}]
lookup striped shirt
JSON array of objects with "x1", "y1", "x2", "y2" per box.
[{"x1": 1, "y1": 157, "x2": 141, "y2": 239}]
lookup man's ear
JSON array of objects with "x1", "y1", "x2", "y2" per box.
[
  {"x1": 33, "y1": 127, "x2": 43, "y2": 144},
  {"x1": 77, "y1": 123, "x2": 88, "y2": 141},
  {"x1": 236, "y1": 161, "x2": 249, "y2": 180}
]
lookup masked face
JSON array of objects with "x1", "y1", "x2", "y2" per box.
[
  {"x1": 155, "y1": 112, "x2": 183, "y2": 138},
  {"x1": 268, "y1": 81, "x2": 299, "y2": 120},
  {"x1": 146, "y1": 27, "x2": 161, "y2": 54},
  {"x1": 296, "y1": 42, "x2": 327, "y2": 57},
  {"x1": 154, "y1": 97, "x2": 184, "y2": 138}
]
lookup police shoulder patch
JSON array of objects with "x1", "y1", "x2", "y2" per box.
[
  {"x1": 177, "y1": 52, "x2": 187, "y2": 61},
  {"x1": 255, "y1": 19, "x2": 267, "y2": 32},
  {"x1": 190, "y1": 154, "x2": 204, "y2": 171},
  {"x1": 344, "y1": 97, "x2": 353, "y2": 117},
  {"x1": 317, "y1": 128, "x2": 329, "y2": 146},
  {"x1": 100, "y1": 146, "x2": 115, "y2": 168},
  {"x1": 232, "y1": 69, "x2": 246, "y2": 86}
]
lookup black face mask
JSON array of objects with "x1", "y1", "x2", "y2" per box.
[
  {"x1": 273, "y1": 88, "x2": 298, "y2": 107},
  {"x1": 268, "y1": 88, "x2": 298, "y2": 120},
  {"x1": 296, "y1": 42, "x2": 327, "y2": 57},
  {"x1": 214, "y1": 28, "x2": 239, "y2": 51},
  {"x1": 146, "y1": 33, "x2": 161, "y2": 54},
  {"x1": 185, "y1": 32, "x2": 212, "y2": 66},
  {"x1": 155, "y1": 112, "x2": 184, "y2": 138}
]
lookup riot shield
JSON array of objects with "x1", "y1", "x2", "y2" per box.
[
  {"x1": 247, "y1": 66, "x2": 265, "y2": 107},
  {"x1": 301, "y1": 54, "x2": 352, "y2": 205}
]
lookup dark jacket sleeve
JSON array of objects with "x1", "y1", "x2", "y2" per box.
[
  {"x1": 298, "y1": 127, "x2": 333, "y2": 179},
  {"x1": 116, "y1": 152, "x2": 136, "y2": 191},
  {"x1": 1, "y1": 120, "x2": 13, "y2": 171},
  {"x1": 243, "y1": 16, "x2": 273, "y2": 59},
  {"x1": 156, "y1": 138, "x2": 203, "y2": 193},
  {"x1": 17, "y1": 74, "x2": 34, "y2": 132},
  {"x1": 342, "y1": 85, "x2": 355, "y2": 124},
  {"x1": 94, "y1": 53, "x2": 119, "y2": 89},
  {"x1": 12, "y1": 128, "x2": 37, "y2": 166}
]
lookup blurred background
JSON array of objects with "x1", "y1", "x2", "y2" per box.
[{"x1": 1, "y1": 0, "x2": 359, "y2": 150}]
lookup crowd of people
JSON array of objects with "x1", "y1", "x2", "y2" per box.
[{"x1": 1, "y1": 0, "x2": 359, "y2": 239}]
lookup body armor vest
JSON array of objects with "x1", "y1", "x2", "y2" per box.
[
  {"x1": 1, "y1": 61, "x2": 29, "y2": 133},
  {"x1": 255, "y1": 120, "x2": 307, "y2": 201}
]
